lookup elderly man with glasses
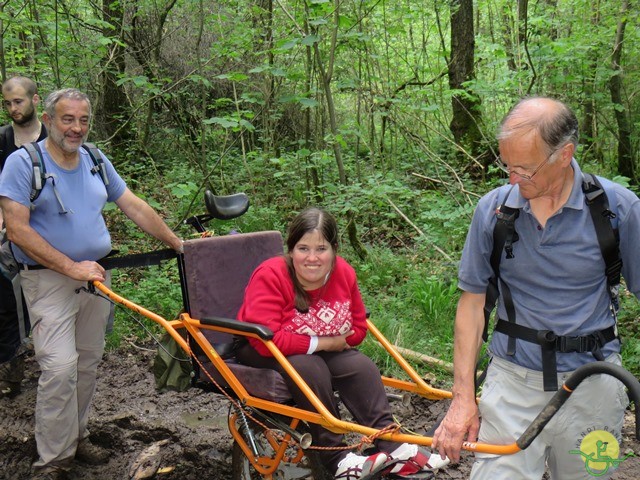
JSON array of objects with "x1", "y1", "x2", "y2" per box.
[{"x1": 432, "y1": 96, "x2": 640, "y2": 479}]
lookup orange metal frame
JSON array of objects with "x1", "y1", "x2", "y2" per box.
[{"x1": 93, "y1": 281, "x2": 522, "y2": 460}]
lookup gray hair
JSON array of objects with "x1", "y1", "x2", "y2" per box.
[
  {"x1": 498, "y1": 96, "x2": 579, "y2": 155},
  {"x1": 44, "y1": 88, "x2": 92, "y2": 119}
]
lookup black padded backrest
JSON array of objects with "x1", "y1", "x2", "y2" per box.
[{"x1": 182, "y1": 231, "x2": 284, "y2": 343}]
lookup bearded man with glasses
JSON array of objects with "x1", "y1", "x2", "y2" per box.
[{"x1": 432, "y1": 97, "x2": 640, "y2": 479}]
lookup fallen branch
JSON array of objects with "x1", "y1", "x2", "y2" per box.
[
  {"x1": 385, "y1": 196, "x2": 453, "y2": 262},
  {"x1": 393, "y1": 345, "x2": 454, "y2": 373},
  {"x1": 411, "y1": 172, "x2": 481, "y2": 198}
]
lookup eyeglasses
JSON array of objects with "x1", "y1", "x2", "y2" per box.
[{"x1": 495, "y1": 148, "x2": 559, "y2": 181}]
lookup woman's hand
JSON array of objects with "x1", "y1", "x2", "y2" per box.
[{"x1": 316, "y1": 331, "x2": 354, "y2": 352}]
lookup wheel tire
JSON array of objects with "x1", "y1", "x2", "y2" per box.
[
  {"x1": 230, "y1": 412, "x2": 330, "y2": 480},
  {"x1": 231, "y1": 439, "x2": 262, "y2": 480}
]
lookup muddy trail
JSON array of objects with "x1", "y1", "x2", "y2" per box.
[{"x1": 1, "y1": 344, "x2": 639, "y2": 479}]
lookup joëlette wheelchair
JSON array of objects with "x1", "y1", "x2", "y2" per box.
[{"x1": 93, "y1": 192, "x2": 640, "y2": 480}]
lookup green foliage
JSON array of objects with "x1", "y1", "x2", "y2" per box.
[
  {"x1": 106, "y1": 264, "x2": 183, "y2": 350},
  {"x1": 617, "y1": 285, "x2": 640, "y2": 377},
  {"x1": 351, "y1": 245, "x2": 459, "y2": 379},
  {"x1": 7, "y1": 0, "x2": 638, "y2": 383}
]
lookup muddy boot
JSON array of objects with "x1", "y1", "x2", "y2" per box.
[
  {"x1": 75, "y1": 438, "x2": 110, "y2": 465},
  {"x1": 29, "y1": 466, "x2": 68, "y2": 480},
  {"x1": 0, "y1": 355, "x2": 24, "y2": 399}
]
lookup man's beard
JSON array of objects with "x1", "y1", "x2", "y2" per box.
[
  {"x1": 49, "y1": 127, "x2": 86, "y2": 154},
  {"x1": 12, "y1": 103, "x2": 36, "y2": 125}
]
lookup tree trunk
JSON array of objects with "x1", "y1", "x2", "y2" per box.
[
  {"x1": 312, "y1": 1, "x2": 367, "y2": 259},
  {"x1": 609, "y1": 0, "x2": 635, "y2": 182},
  {"x1": 448, "y1": 0, "x2": 483, "y2": 159},
  {"x1": 98, "y1": 0, "x2": 131, "y2": 150},
  {"x1": 580, "y1": 3, "x2": 601, "y2": 164}
]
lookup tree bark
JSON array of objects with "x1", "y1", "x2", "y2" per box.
[
  {"x1": 448, "y1": 0, "x2": 483, "y2": 159},
  {"x1": 98, "y1": 0, "x2": 131, "y2": 150},
  {"x1": 311, "y1": 1, "x2": 367, "y2": 259},
  {"x1": 580, "y1": 2, "x2": 601, "y2": 164},
  {"x1": 609, "y1": 0, "x2": 635, "y2": 182}
]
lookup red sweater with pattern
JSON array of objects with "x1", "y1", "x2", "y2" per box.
[{"x1": 237, "y1": 256, "x2": 368, "y2": 357}]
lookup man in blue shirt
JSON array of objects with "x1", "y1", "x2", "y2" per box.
[
  {"x1": 432, "y1": 97, "x2": 640, "y2": 479},
  {"x1": 0, "y1": 88, "x2": 183, "y2": 480}
]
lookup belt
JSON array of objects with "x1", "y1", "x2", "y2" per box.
[
  {"x1": 495, "y1": 319, "x2": 618, "y2": 391},
  {"x1": 19, "y1": 263, "x2": 47, "y2": 271}
]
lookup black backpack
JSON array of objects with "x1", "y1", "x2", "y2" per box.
[{"x1": 482, "y1": 174, "x2": 622, "y2": 391}]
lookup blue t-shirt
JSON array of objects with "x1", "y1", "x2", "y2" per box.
[
  {"x1": 0, "y1": 140, "x2": 127, "y2": 264},
  {"x1": 459, "y1": 160, "x2": 640, "y2": 372}
]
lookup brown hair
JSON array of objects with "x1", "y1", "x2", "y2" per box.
[
  {"x1": 284, "y1": 207, "x2": 338, "y2": 311},
  {"x1": 2, "y1": 76, "x2": 38, "y2": 97}
]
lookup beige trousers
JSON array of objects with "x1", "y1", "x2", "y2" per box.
[
  {"x1": 20, "y1": 269, "x2": 111, "y2": 470},
  {"x1": 471, "y1": 354, "x2": 628, "y2": 480}
]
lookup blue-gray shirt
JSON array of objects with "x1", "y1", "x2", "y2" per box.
[
  {"x1": 0, "y1": 140, "x2": 127, "y2": 265},
  {"x1": 459, "y1": 160, "x2": 640, "y2": 372}
]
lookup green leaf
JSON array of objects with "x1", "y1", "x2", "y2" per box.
[
  {"x1": 309, "y1": 18, "x2": 328, "y2": 26},
  {"x1": 203, "y1": 117, "x2": 238, "y2": 128},
  {"x1": 239, "y1": 119, "x2": 255, "y2": 131},
  {"x1": 302, "y1": 34, "x2": 320, "y2": 46},
  {"x1": 278, "y1": 39, "x2": 299, "y2": 50},
  {"x1": 299, "y1": 98, "x2": 319, "y2": 108}
]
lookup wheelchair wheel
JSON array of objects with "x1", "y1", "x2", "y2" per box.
[
  {"x1": 230, "y1": 408, "x2": 329, "y2": 480},
  {"x1": 231, "y1": 439, "x2": 266, "y2": 480}
]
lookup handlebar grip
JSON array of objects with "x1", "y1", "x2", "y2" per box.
[{"x1": 516, "y1": 362, "x2": 640, "y2": 450}]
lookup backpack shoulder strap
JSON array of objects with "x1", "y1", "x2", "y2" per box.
[
  {"x1": 21, "y1": 142, "x2": 47, "y2": 202},
  {"x1": 483, "y1": 185, "x2": 520, "y2": 342},
  {"x1": 0, "y1": 125, "x2": 14, "y2": 171},
  {"x1": 582, "y1": 173, "x2": 622, "y2": 312},
  {"x1": 81, "y1": 143, "x2": 110, "y2": 187}
]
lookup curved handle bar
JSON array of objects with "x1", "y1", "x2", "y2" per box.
[{"x1": 517, "y1": 362, "x2": 640, "y2": 450}]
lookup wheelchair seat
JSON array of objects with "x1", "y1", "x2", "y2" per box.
[{"x1": 182, "y1": 231, "x2": 292, "y2": 403}]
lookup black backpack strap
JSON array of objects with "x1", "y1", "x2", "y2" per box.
[
  {"x1": 483, "y1": 186, "x2": 519, "y2": 343},
  {"x1": 486, "y1": 174, "x2": 621, "y2": 392},
  {"x1": 22, "y1": 142, "x2": 47, "y2": 202},
  {"x1": 0, "y1": 125, "x2": 14, "y2": 171},
  {"x1": 582, "y1": 173, "x2": 622, "y2": 314},
  {"x1": 82, "y1": 143, "x2": 110, "y2": 187},
  {"x1": 478, "y1": 186, "x2": 520, "y2": 391}
]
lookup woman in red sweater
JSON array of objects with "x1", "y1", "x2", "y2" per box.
[{"x1": 236, "y1": 208, "x2": 448, "y2": 479}]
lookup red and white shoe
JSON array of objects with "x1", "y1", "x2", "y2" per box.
[
  {"x1": 334, "y1": 451, "x2": 391, "y2": 479},
  {"x1": 386, "y1": 443, "x2": 450, "y2": 478}
]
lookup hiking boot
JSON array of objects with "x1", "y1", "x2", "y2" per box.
[
  {"x1": 29, "y1": 466, "x2": 68, "y2": 480},
  {"x1": 0, "y1": 355, "x2": 24, "y2": 398},
  {"x1": 75, "y1": 438, "x2": 110, "y2": 465}
]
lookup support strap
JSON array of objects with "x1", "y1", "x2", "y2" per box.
[
  {"x1": 482, "y1": 186, "x2": 519, "y2": 343},
  {"x1": 98, "y1": 249, "x2": 178, "y2": 270},
  {"x1": 495, "y1": 320, "x2": 617, "y2": 391},
  {"x1": 582, "y1": 173, "x2": 622, "y2": 314}
]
